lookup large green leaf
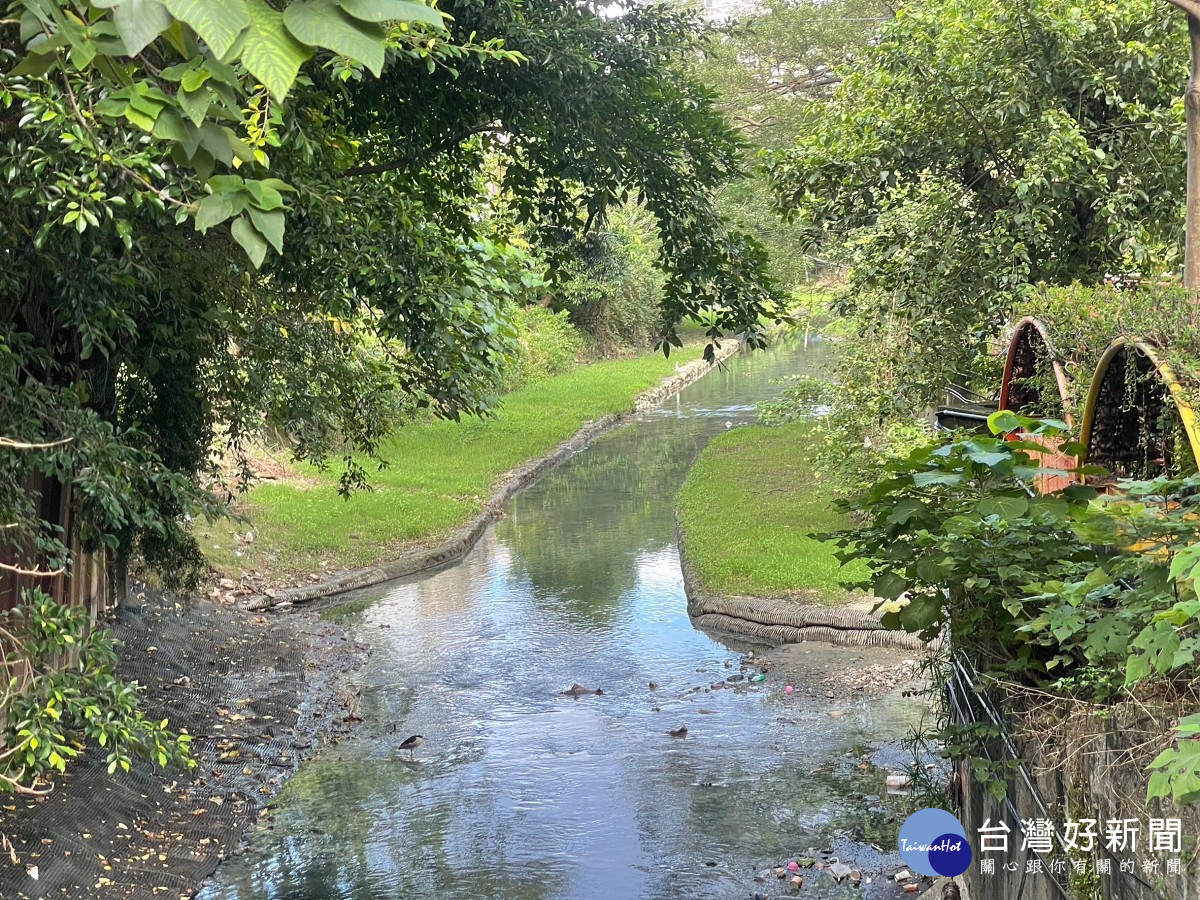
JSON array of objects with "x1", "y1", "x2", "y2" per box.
[
  {"x1": 873, "y1": 571, "x2": 907, "y2": 600},
  {"x1": 113, "y1": 0, "x2": 173, "y2": 55},
  {"x1": 283, "y1": 0, "x2": 387, "y2": 75},
  {"x1": 247, "y1": 205, "x2": 285, "y2": 253},
  {"x1": 178, "y1": 85, "x2": 210, "y2": 127},
  {"x1": 340, "y1": 0, "x2": 443, "y2": 26},
  {"x1": 193, "y1": 192, "x2": 235, "y2": 231},
  {"x1": 162, "y1": 0, "x2": 251, "y2": 58},
  {"x1": 231, "y1": 215, "x2": 268, "y2": 267},
  {"x1": 885, "y1": 497, "x2": 926, "y2": 526},
  {"x1": 987, "y1": 410, "x2": 1022, "y2": 435},
  {"x1": 242, "y1": 0, "x2": 311, "y2": 100},
  {"x1": 912, "y1": 469, "x2": 965, "y2": 488},
  {"x1": 977, "y1": 494, "x2": 1029, "y2": 520},
  {"x1": 898, "y1": 593, "x2": 943, "y2": 634},
  {"x1": 151, "y1": 108, "x2": 190, "y2": 143}
]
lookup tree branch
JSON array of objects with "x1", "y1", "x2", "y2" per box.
[
  {"x1": 1166, "y1": 0, "x2": 1200, "y2": 20},
  {"x1": 0, "y1": 562, "x2": 65, "y2": 578},
  {"x1": 343, "y1": 123, "x2": 506, "y2": 177},
  {"x1": 0, "y1": 437, "x2": 71, "y2": 450}
]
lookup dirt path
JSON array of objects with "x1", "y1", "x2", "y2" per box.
[{"x1": 0, "y1": 585, "x2": 367, "y2": 900}]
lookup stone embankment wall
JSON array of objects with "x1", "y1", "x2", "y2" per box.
[{"x1": 677, "y1": 539, "x2": 928, "y2": 650}]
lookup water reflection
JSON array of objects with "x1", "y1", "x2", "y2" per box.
[{"x1": 201, "y1": 338, "x2": 924, "y2": 900}]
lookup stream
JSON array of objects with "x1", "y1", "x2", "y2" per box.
[{"x1": 200, "y1": 336, "x2": 930, "y2": 900}]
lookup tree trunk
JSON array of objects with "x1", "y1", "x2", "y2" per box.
[{"x1": 1186, "y1": 13, "x2": 1200, "y2": 289}]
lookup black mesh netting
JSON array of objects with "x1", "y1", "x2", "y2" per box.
[{"x1": 0, "y1": 584, "x2": 366, "y2": 899}]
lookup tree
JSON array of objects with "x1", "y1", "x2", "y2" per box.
[
  {"x1": 766, "y1": 0, "x2": 1187, "y2": 410},
  {"x1": 1165, "y1": 0, "x2": 1200, "y2": 286},
  {"x1": 1, "y1": 0, "x2": 781, "y2": 791},
  {"x1": 3, "y1": 0, "x2": 781, "y2": 590},
  {"x1": 697, "y1": 0, "x2": 889, "y2": 290}
]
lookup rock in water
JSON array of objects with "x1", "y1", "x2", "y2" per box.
[
  {"x1": 561, "y1": 683, "x2": 603, "y2": 696},
  {"x1": 829, "y1": 860, "x2": 852, "y2": 882},
  {"x1": 667, "y1": 725, "x2": 688, "y2": 738}
]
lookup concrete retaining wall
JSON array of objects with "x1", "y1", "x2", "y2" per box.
[{"x1": 677, "y1": 531, "x2": 929, "y2": 650}]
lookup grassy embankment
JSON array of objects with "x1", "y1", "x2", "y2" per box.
[
  {"x1": 199, "y1": 346, "x2": 705, "y2": 581},
  {"x1": 676, "y1": 420, "x2": 867, "y2": 605}
]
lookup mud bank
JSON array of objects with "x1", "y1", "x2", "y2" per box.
[{"x1": 0, "y1": 585, "x2": 368, "y2": 899}]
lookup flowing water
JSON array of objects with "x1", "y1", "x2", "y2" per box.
[{"x1": 201, "y1": 337, "x2": 929, "y2": 900}]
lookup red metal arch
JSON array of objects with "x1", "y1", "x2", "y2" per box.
[
  {"x1": 998, "y1": 317, "x2": 1077, "y2": 494},
  {"x1": 998, "y1": 316, "x2": 1074, "y2": 427}
]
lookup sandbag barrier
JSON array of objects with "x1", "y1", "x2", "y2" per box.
[{"x1": 679, "y1": 541, "x2": 929, "y2": 651}]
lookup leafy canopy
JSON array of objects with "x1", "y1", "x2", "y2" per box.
[
  {"x1": 2, "y1": 1, "x2": 782, "y2": 587},
  {"x1": 766, "y1": 0, "x2": 1188, "y2": 405}
]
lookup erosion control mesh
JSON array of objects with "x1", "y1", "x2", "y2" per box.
[{"x1": 0, "y1": 584, "x2": 365, "y2": 899}]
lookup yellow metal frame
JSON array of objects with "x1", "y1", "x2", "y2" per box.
[{"x1": 1079, "y1": 338, "x2": 1200, "y2": 473}]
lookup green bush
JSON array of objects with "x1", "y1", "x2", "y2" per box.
[
  {"x1": 1, "y1": 589, "x2": 194, "y2": 793},
  {"x1": 834, "y1": 411, "x2": 1200, "y2": 804},
  {"x1": 496, "y1": 306, "x2": 587, "y2": 393},
  {"x1": 552, "y1": 204, "x2": 665, "y2": 351},
  {"x1": 757, "y1": 372, "x2": 931, "y2": 498}
]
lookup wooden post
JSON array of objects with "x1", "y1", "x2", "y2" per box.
[
  {"x1": 1187, "y1": 13, "x2": 1200, "y2": 288},
  {"x1": 1167, "y1": 1, "x2": 1200, "y2": 288}
]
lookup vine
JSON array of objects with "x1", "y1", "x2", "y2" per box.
[{"x1": 0, "y1": 588, "x2": 194, "y2": 794}]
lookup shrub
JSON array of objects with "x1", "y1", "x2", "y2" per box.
[
  {"x1": 551, "y1": 204, "x2": 665, "y2": 352},
  {"x1": 757, "y1": 372, "x2": 932, "y2": 498},
  {"x1": 496, "y1": 306, "x2": 587, "y2": 393},
  {"x1": 834, "y1": 411, "x2": 1200, "y2": 803},
  {"x1": 1, "y1": 589, "x2": 194, "y2": 793}
]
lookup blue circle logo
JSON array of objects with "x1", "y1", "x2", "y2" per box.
[{"x1": 898, "y1": 808, "x2": 972, "y2": 877}]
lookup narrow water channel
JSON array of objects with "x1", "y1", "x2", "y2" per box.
[{"x1": 201, "y1": 336, "x2": 928, "y2": 900}]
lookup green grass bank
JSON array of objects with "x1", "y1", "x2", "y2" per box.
[
  {"x1": 676, "y1": 421, "x2": 865, "y2": 604},
  {"x1": 199, "y1": 346, "x2": 704, "y2": 582}
]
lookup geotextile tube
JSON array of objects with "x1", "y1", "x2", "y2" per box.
[
  {"x1": 678, "y1": 538, "x2": 928, "y2": 651},
  {"x1": 247, "y1": 340, "x2": 743, "y2": 611}
]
